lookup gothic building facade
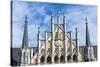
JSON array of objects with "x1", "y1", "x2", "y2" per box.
[{"x1": 20, "y1": 13, "x2": 96, "y2": 66}]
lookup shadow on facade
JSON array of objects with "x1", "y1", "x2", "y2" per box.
[
  {"x1": 54, "y1": 55, "x2": 59, "y2": 63},
  {"x1": 47, "y1": 56, "x2": 52, "y2": 64},
  {"x1": 60, "y1": 55, "x2": 65, "y2": 63},
  {"x1": 73, "y1": 54, "x2": 77, "y2": 62},
  {"x1": 67, "y1": 55, "x2": 71, "y2": 62},
  {"x1": 40, "y1": 56, "x2": 45, "y2": 64}
]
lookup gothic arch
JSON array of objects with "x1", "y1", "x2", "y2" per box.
[
  {"x1": 60, "y1": 55, "x2": 65, "y2": 63},
  {"x1": 47, "y1": 55, "x2": 52, "y2": 64},
  {"x1": 54, "y1": 55, "x2": 59, "y2": 63},
  {"x1": 67, "y1": 55, "x2": 71, "y2": 62},
  {"x1": 73, "y1": 54, "x2": 77, "y2": 62},
  {"x1": 22, "y1": 51, "x2": 28, "y2": 63},
  {"x1": 40, "y1": 56, "x2": 45, "y2": 64}
]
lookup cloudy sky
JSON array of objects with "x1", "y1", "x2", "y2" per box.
[{"x1": 12, "y1": 1, "x2": 97, "y2": 48}]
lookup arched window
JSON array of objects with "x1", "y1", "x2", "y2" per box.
[
  {"x1": 40, "y1": 56, "x2": 45, "y2": 64},
  {"x1": 73, "y1": 54, "x2": 77, "y2": 62},
  {"x1": 22, "y1": 51, "x2": 28, "y2": 63},
  {"x1": 60, "y1": 55, "x2": 65, "y2": 63},
  {"x1": 47, "y1": 56, "x2": 52, "y2": 64},
  {"x1": 26, "y1": 52, "x2": 28, "y2": 62},
  {"x1": 67, "y1": 55, "x2": 71, "y2": 62},
  {"x1": 23, "y1": 52, "x2": 25, "y2": 63},
  {"x1": 54, "y1": 55, "x2": 59, "y2": 63}
]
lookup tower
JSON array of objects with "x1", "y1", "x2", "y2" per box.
[
  {"x1": 21, "y1": 16, "x2": 30, "y2": 65},
  {"x1": 45, "y1": 31, "x2": 47, "y2": 63},
  {"x1": 84, "y1": 18, "x2": 95, "y2": 62},
  {"x1": 75, "y1": 28, "x2": 79, "y2": 62},
  {"x1": 63, "y1": 13, "x2": 67, "y2": 62},
  {"x1": 57, "y1": 11, "x2": 61, "y2": 63},
  {"x1": 51, "y1": 13, "x2": 55, "y2": 64},
  {"x1": 37, "y1": 27, "x2": 41, "y2": 64}
]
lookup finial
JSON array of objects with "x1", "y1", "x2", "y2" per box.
[
  {"x1": 25, "y1": 15, "x2": 28, "y2": 23},
  {"x1": 75, "y1": 27, "x2": 77, "y2": 30},
  {"x1": 51, "y1": 12, "x2": 53, "y2": 16},
  {"x1": 25, "y1": 15, "x2": 27, "y2": 20},
  {"x1": 85, "y1": 18, "x2": 88, "y2": 24},
  {"x1": 69, "y1": 31, "x2": 72, "y2": 33},
  {"x1": 38, "y1": 26, "x2": 40, "y2": 31},
  {"x1": 63, "y1": 12, "x2": 67, "y2": 16},
  {"x1": 57, "y1": 11, "x2": 60, "y2": 16},
  {"x1": 38, "y1": 26, "x2": 40, "y2": 34},
  {"x1": 75, "y1": 27, "x2": 78, "y2": 35}
]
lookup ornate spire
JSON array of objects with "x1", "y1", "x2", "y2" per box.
[
  {"x1": 63, "y1": 12, "x2": 66, "y2": 17},
  {"x1": 85, "y1": 18, "x2": 91, "y2": 47},
  {"x1": 37, "y1": 26, "x2": 40, "y2": 46},
  {"x1": 57, "y1": 11, "x2": 60, "y2": 27},
  {"x1": 22, "y1": 16, "x2": 28, "y2": 49},
  {"x1": 63, "y1": 12, "x2": 67, "y2": 32},
  {"x1": 63, "y1": 12, "x2": 67, "y2": 62},
  {"x1": 37, "y1": 26, "x2": 41, "y2": 64},
  {"x1": 57, "y1": 11, "x2": 60, "y2": 30},
  {"x1": 51, "y1": 12, "x2": 54, "y2": 24},
  {"x1": 75, "y1": 27, "x2": 79, "y2": 62},
  {"x1": 75, "y1": 28, "x2": 78, "y2": 49},
  {"x1": 37, "y1": 26, "x2": 40, "y2": 48},
  {"x1": 51, "y1": 12, "x2": 54, "y2": 33},
  {"x1": 51, "y1": 12, "x2": 55, "y2": 63}
]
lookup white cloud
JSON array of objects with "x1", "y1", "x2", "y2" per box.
[
  {"x1": 66, "y1": 6, "x2": 97, "y2": 46},
  {"x1": 12, "y1": 23, "x2": 23, "y2": 47},
  {"x1": 12, "y1": 1, "x2": 97, "y2": 47}
]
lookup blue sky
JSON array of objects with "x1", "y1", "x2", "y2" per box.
[{"x1": 12, "y1": 1, "x2": 97, "y2": 47}]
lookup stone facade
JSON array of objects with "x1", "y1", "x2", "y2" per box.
[{"x1": 20, "y1": 13, "x2": 96, "y2": 66}]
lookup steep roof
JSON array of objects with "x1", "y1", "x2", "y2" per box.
[{"x1": 22, "y1": 16, "x2": 29, "y2": 49}]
